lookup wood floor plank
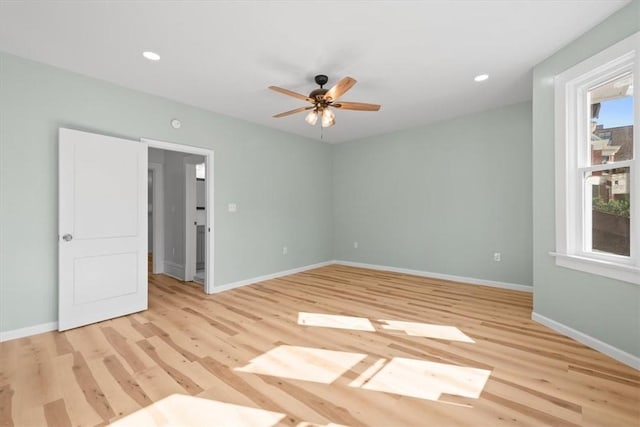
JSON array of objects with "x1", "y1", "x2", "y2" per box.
[
  {"x1": 0, "y1": 385, "x2": 13, "y2": 427},
  {"x1": 43, "y1": 398, "x2": 72, "y2": 427},
  {"x1": 131, "y1": 365, "x2": 187, "y2": 403},
  {"x1": 136, "y1": 339, "x2": 204, "y2": 395},
  {"x1": 8, "y1": 405, "x2": 46, "y2": 427},
  {"x1": 101, "y1": 326, "x2": 148, "y2": 374},
  {"x1": 197, "y1": 357, "x2": 297, "y2": 423},
  {"x1": 0, "y1": 265, "x2": 638, "y2": 427},
  {"x1": 103, "y1": 355, "x2": 153, "y2": 408},
  {"x1": 70, "y1": 351, "x2": 116, "y2": 421},
  {"x1": 50, "y1": 354, "x2": 102, "y2": 427}
]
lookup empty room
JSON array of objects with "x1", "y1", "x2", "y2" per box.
[{"x1": 0, "y1": 1, "x2": 638, "y2": 426}]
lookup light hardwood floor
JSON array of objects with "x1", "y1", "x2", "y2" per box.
[{"x1": 1, "y1": 265, "x2": 638, "y2": 426}]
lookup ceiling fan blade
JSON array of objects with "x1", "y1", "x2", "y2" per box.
[
  {"x1": 332, "y1": 101, "x2": 381, "y2": 111},
  {"x1": 324, "y1": 77, "x2": 357, "y2": 102},
  {"x1": 273, "y1": 106, "x2": 314, "y2": 118},
  {"x1": 269, "y1": 86, "x2": 313, "y2": 102}
]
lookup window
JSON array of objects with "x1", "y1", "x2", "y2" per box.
[{"x1": 554, "y1": 32, "x2": 639, "y2": 285}]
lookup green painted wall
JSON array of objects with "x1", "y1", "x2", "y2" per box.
[
  {"x1": 0, "y1": 53, "x2": 333, "y2": 332},
  {"x1": 333, "y1": 102, "x2": 533, "y2": 287},
  {"x1": 532, "y1": 1, "x2": 639, "y2": 357},
  {"x1": 2, "y1": 2, "x2": 638, "y2": 361}
]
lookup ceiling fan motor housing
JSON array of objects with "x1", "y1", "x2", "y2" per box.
[
  {"x1": 309, "y1": 88, "x2": 328, "y2": 101},
  {"x1": 310, "y1": 75, "x2": 330, "y2": 103}
]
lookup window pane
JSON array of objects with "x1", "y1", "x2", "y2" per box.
[
  {"x1": 586, "y1": 166, "x2": 630, "y2": 256},
  {"x1": 590, "y1": 73, "x2": 634, "y2": 164}
]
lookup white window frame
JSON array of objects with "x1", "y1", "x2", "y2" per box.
[{"x1": 554, "y1": 32, "x2": 639, "y2": 285}]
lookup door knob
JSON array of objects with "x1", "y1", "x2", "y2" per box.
[{"x1": 62, "y1": 234, "x2": 73, "y2": 242}]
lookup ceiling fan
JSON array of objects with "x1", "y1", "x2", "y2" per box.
[{"x1": 269, "y1": 74, "x2": 381, "y2": 128}]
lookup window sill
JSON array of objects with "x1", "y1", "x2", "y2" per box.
[{"x1": 549, "y1": 252, "x2": 640, "y2": 285}]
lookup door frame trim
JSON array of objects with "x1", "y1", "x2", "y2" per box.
[
  {"x1": 142, "y1": 138, "x2": 215, "y2": 294},
  {"x1": 183, "y1": 157, "x2": 201, "y2": 282},
  {"x1": 148, "y1": 162, "x2": 165, "y2": 274}
]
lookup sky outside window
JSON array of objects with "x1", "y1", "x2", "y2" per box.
[{"x1": 597, "y1": 96, "x2": 634, "y2": 128}]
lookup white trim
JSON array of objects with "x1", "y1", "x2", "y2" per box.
[
  {"x1": 163, "y1": 261, "x2": 185, "y2": 281},
  {"x1": 210, "y1": 261, "x2": 334, "y2": 294},
  {"x1": 554, "y1": 32, "x2": 639, "y2": 284},
  {"x1": 184, "y1": 159, "x2": 199, "y2": 282},
  {"x1": 550, "y1": 252, "x2": 640, "y2": 284},
  {"x1": 532, "y1": 312, "x2": 639, "y2": 370},
  {"x1": 0, "y1": 262, "x2": 532, "y2": 342},
  {"x1": 148, "y1": 162, "x2": 164, "y2": 274},
  {"x1": 203, "y1": 152, "x2": 214, "y2": 294},
  {"x1": 0, "y1": 322, "x2": 58, "y2": 342},
  {"x1": 142, "y1": 138, "x2": 213, "y2": 156},
  {"x1": 142, "y1": 138, "x2": 215, "y2": 294},
  {"x1": 333, "y1": 260, "x2": 533, "y2": 292}
]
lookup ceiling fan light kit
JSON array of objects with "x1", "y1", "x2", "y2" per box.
[
  {"x1": 305, "y1": 110, "x2": 318, "y2": 126},
  {"x1": 269, "y1": 74, "x2": 380, "y2": 128},
  {"x1": 321, "y1": 108, "x2": 335, "y2": 127}
]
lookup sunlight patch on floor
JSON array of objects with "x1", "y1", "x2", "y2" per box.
[
  {"x1": 296, "y1": 312, "x2": 475, "y2": 343},
  {"x1": 356, "y1": 357, "x2": 490, "y2": 401},
  {"x1": 296, "y1": 423, "x2": 349, "y2": 427},
  {"x1": 349, "y1": 358, "x2": 387, "y2": 388},
  {"x1": 109, "y1": 394, "x2": 286, "y2": 427},
  {"x1": 298, "y1": 312, "x2": 376, "y2": 331},
  {"x1": 378, "y1": 320, "x2": 475, "y2": 343},
  {"x1": 235, "y1": 345, "x2": 367, "y2": 384}
]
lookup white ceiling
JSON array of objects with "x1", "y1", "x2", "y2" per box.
[{"x1": 0, "y1": 1, "x2": 630, "y2": 143}]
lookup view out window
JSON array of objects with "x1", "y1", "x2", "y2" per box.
[
  {"x1": 554, "y1": 32, "x2": 639, "y2": 285},
  {"x1": 588, "y1": 73, "x2": 633, "y2": 256}
]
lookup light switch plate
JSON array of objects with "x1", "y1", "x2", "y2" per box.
[{"x1": 228, "y1": 203, "x2": 237, "y2": 212}]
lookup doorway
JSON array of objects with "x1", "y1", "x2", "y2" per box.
[{"x1": 144, "y1": 138, "x2": 214, "y2": 294}]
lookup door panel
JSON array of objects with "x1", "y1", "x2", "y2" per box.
[
  {"x1": 74, "y1": 143, "x2": 140, "y2": 239},
  {"x1": 74, "y1": 252, "x2": 138, "y2": 304},
  {"x1": 59, "y1": 128, "x2": 147, "y2": 331}
]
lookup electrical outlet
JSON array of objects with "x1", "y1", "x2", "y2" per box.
[
  {"x1": 354, "y1": 241, "x2": 359, "y2": 249},
  {"x1": 282, "y1": 246, "x2": 288, "y2": 255},
  {"x1": 493, "y1": 252, "x2": 501, "y2": 262}
]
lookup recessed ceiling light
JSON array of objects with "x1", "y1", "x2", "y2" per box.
[
  {"x1": 143, "y1": 51, "x2": 160, "y2": 61},
  {"x1": 474, "y1": 74, "x2": 489, "y2": 82}
]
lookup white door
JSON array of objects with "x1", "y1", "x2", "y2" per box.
[{"x1": 58, "y1": 128, "x2": 147, "y2": 331}]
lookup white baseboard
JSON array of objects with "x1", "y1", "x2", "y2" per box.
[
  {"x1": 532, "y1": 312, "x2": 639, "y2": 370},
  {"x1": 0, "y1": 260, "x2": 530, "y2": 343},
  {"x1": 210, "y1": 261, "x2": 334, "y2": 294},
  {"x1": 163, "y1": 261, "x2": 185, "y2": 281},
  {"x1": 334, "y1": 260, "x2": 533, "y2": 292},
  {"x1": 0, "y1": 321, "x2": 58, "y2": 342}
]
